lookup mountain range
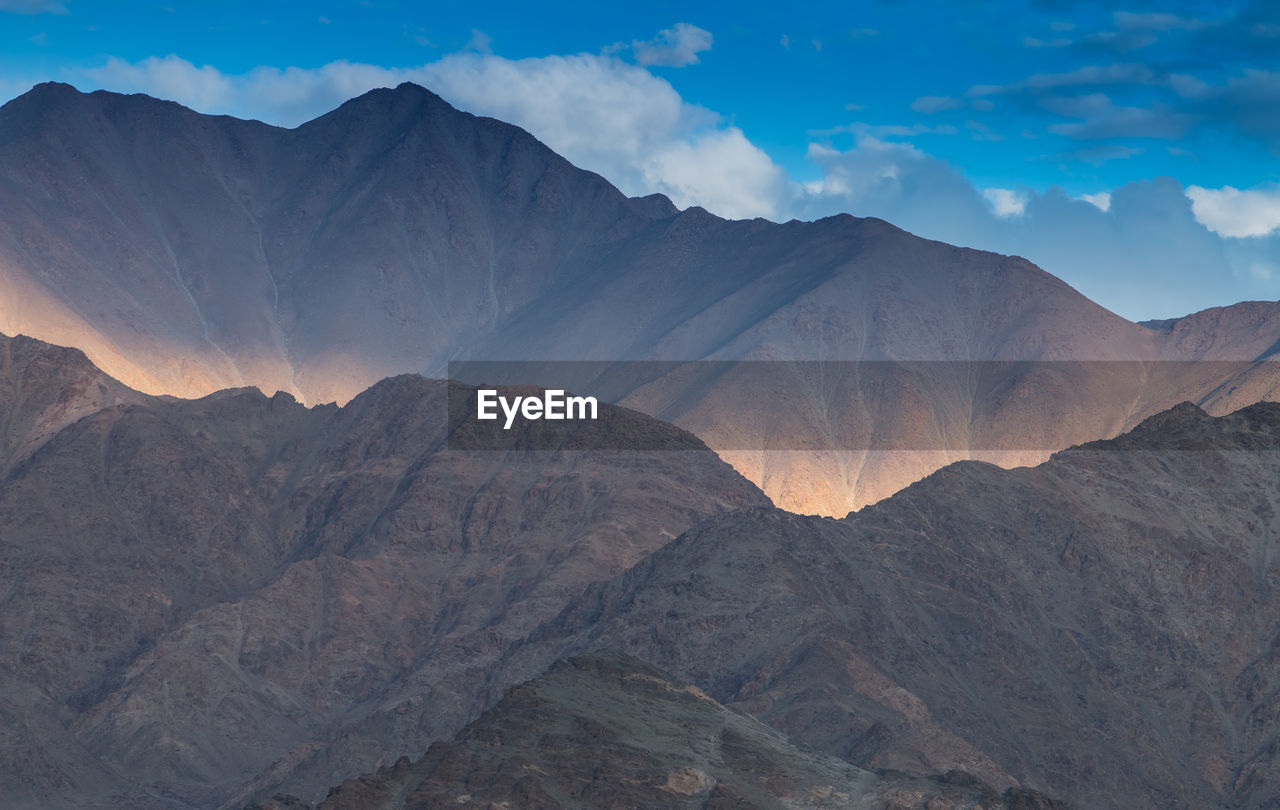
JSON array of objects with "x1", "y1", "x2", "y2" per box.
[
  {"x1": 5, "y1": 77, "x2": 1280, "y2": 810},
  {"x1": 494, "y1": 399, "x2": 1280, "y2": 809},
  {"x1": 0, "y1": 332, "x2": 765, "y2": 808},
  {"x1": 8, "y1": 331, "x2": 1280, "y2": 808},
  {"x1": 4, "y1": 82, "x2": 1280, "y2": 514}
]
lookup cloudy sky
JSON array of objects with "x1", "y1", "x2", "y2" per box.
[{"x1": 2, "y1": 0, "x2": 1278, "y2": 320}]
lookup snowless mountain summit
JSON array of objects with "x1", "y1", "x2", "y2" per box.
[{"x1": 4, "y1": 81, "x2": 1280, "y2": 513}]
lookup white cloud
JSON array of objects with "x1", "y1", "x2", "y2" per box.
[
  {"x1": 968, "y1": 63, "x2": 1158, "y2": 96},
  {"x1": 1044, "y1": 96, "x2": 1192, "y2": 140},
  {"x1": 87, "y1": 55, "x2": 235, "y2": 112},
  {"x1": 631, "y1": 23, "x2": 712, "y2": 67},
  {"x1": 816, "y1": 121, "x2": 957, "y2": 138},
  {"x1": 1022, "y1": 36, "x2": 1072, "y2": 48},
  {"x1": 794, "y1": 144, "x2": 1278, "y2": 320},
  {"x1": 1113, "y1": 11, "x2": 1205, "y2": 31},
  {"x1": 965, "y1": 120, "x2": 1004, "y2": 141},
  {"x1": 640, "y1": 128, "x2": 789, "y2": 219},
  {"x1": 76, "y1": 51, "x2": 783, "y2": 220},
  {"x1": 797, "y1": 137, "x2": 991, "y2": 232},
  {"x1": 982, "y1": 187, "x2": 1028, "y2": 217},
  {"x1": 421, "y1": 52, "x2": 783, "y2": 218},
  {"x1": 423, "y1": 54, "x2": 701, "y2": 173},
  {"x1": 1248, "y1": 261, "x2": 1276, "y2": 280},
  {"x1": 911, "y1": 95, "x2": 964, "y2": 113},
  {"x1": 464, "y1": 29, "x2": 492, "y2": 54},
  {"x1": 1186, "y1": 184, "x2": 1280, "y2": 238},
  {"x1": 1079, "y1": 191, "x2": 1112, "y2": 211},
  {"x1": 17, "y1": 46, "x2": 1280, "y2": 320}
]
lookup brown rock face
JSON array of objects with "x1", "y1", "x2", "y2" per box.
[
  {"x1": 5, "y1": 83, "x2": 1280, "y2": 515},
  {"x1": 497, "y1": 401, "x2": 1280, "y2": 809},
  {"x1": 0, "y1": 333, "x2": 767, "y2": 809},
  {"x1": 319, "y1": 652, "x2": 1066, "y2": 810},
  {"x1": 0, "y1": 334, "x2": 143, "y2": 468}
]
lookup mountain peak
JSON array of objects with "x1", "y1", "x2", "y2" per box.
[
  {"x1": 1, "y1": 80, "x2": 85, "y2": 119},
  {"x1": 2, "y1": 81, "x2": 215, "y2": 128},
  {"x1": 393, "y1": 80, "x2": 435, "y2": 95},
  {"x1": 361, "y1": 80, "x2": 447, "y2": 104},
  {"x1": 23, "y1": 80, "x2": 80, "y2": 97},
  {"x1": 316, "y1": 80, "x2": 451, "y2": 120}
]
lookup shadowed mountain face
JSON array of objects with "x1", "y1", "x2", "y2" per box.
[
  {"x1": 4, "y1": 82, "x2": 1280, "y2": 514},
  {"x1": 494, "y1": 402, "x2": 1280, "y2": 809},
  {"x1": 0, "y1": 333, "x2": 767, "y2": 809},
  {"x1": 315, "y1": 652, "x2": 1067, "y2": 810}
]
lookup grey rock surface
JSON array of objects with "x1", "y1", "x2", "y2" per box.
[
  {"x1": 496, "y1": 402, "x2": 1280, "y2": 809},
  {"x1": 319, "y1": 652, "x2": 1068, "y2": 810},
  {"x1": 0, "y1": 332, "x2": 767, "y2": 808}
]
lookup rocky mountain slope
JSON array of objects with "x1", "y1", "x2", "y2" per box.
[
  {"x1": 7, "y1": 329, "x2": 1280, "y2": 809},
  {"x1": 4, "y1": 83, "x2": 1280, "y2": 514},
  {"x1": 313, "y1": 652, "x2": 1066, "y2": 810},
  {"x1": 494, "y1": 401, "x2": 1280, "y2": 809},
  {"x1": 0, "y1": 332, "x2": 767, "y2": 809}
]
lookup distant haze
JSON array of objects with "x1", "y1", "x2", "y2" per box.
[{"x1": 3, "y1": 82, "x2": 1280, "y2": 514}]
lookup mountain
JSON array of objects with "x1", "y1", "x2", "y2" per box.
[
  {"x1": 0, "y1": 332, "x2": 767, "y2": 809},
  {"x1": 313, "y1": 652, "x2": 1066, "y2": 810},
  {"x1": 0, "y1": 334, "x2": 143, "y2": 468},
  {"x1": 3, "y1": 82, "x2": 1279, "y2": 516},
  {"x1": 494, "y1": 401, "x2": 1280, "y2": 809}
]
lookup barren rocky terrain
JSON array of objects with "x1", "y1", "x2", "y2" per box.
[
  {"x1": 494, "y1": 401, "x2": 1280, "y2": 809},
  {"x1": 0, "y1": 332, "x2": 766, "y2": 808},
  {"x1": 7, "y1": 332, "x2": 1280, "y2": 809},
  {"x1": 314, "y1": 652, "x2": 1066, "y2": 810},
  {"x1": 6, "y1": 75, "x2": 1280, "y2": 810}
]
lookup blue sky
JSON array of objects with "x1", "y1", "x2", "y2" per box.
[{"x1": 2, "y1": 0, "x2": 1279, "y2": 319}]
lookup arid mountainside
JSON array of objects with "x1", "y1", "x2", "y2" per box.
[
  {"x1": 314, "y1": 652, "x2": 1066, "y2": 810},
  {"x1": 0, "y1": 332, "x2": 767, "y2": 809},
  {"x1": 495, "y1": 401, "x2": 1280, "y2": 809},
  {"x1": 0, "y1": 334, "x2": 144, "y2": 466},
  {"x1": 5, "y1": 82, "x2": 1280, "y2": 514}
]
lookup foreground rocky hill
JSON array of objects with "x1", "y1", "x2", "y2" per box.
[
  {"x1": 5, "y1": 83, "x2": 1280, "y2": 514},
  {"x1": 494, "y1": 401, "x2": 1280, "y2": 809},
  {"x1": 314, "y1": 652, "x2": 1066, "y2": 810},
  {"x1": 0, "y1": 332, "x2": 767, "y2": 809},
  {"x1": 8, "y1": 329, "x2": 1280, "y2": 809}
]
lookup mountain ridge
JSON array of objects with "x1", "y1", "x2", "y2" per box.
[
  {"x1": 0, "y1": 331, "x2": 768, "y2": 809},
  {"x1": 314, "y1": 651, "x2": 1068, "y2": 810},
  {"x1": 491, "y1": 398, "x2": 1280, "y2": 808},
  {"x1": 4, "y1": 82, "x2": 1280, "y2": 515}
]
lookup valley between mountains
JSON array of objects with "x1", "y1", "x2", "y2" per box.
[
  {"x1": 4, "y1": 82, "x2": 1280, "y2": 516},
  {"x1": 5, "y1": 79, "x2": 1280, "y2": 810}
]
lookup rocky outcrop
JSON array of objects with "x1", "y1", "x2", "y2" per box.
[
  {"x1": 319, "y1": 652, "x2": 1067, "y2": 810},
  {"x1": 0, "y1": 333, "x2": 767, "y2": 809},
  {"x1": 496, "y1": 401, "x2": 1280, "y2": 809}
]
